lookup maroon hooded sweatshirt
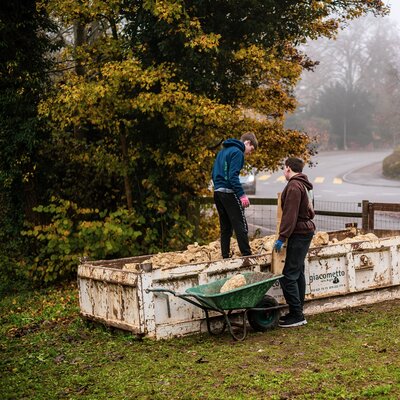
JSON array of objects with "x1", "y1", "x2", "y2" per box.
[{"x1": 278, "y1": 173, "x2": 316, "y2": 242}]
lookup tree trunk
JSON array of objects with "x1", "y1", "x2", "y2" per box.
[
  {"x1": 119, "y1": 129, "x2": 133, "y2": 210},
  {"x1": 23, "y1": 174, "x2": 41, "y2": 225},
  {"x1": 73, "y1": 20, "x2": 86, "y2": 139},
  {"x1": 73, "y1": 20, "x2": 86, "y2": 76}
]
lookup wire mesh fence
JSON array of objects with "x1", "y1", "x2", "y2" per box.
[
  {"x1": 314, "y1": 200, "x2": 362, "y2": 233},
  {"x1": 244, "y1": 200, "x2": 364, "y2": 236},
  {"x1": 199, "y1": 197, "x2": 400, "y2": 237}
]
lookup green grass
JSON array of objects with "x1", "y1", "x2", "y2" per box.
[{"x1": 1, "y1": 282, "x2": 400, "y2": 399}]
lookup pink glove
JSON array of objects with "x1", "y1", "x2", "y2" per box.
[{"x1": 240, "y1": 195, "x2": 250, "y2": 208}]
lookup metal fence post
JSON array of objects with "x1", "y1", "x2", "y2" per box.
[
  {"x1": 368, "y1": 202, "x2": 375, "y2": 231},
  {"x1": 362, "y1": 200, "x2": 370, "y2": 232}
]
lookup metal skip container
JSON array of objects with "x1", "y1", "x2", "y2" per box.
[{"x1": 77, "y1": 235, "x2": 400, "y2": 339}]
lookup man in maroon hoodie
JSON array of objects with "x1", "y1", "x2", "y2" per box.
[{"x1": 273, "y1": 157, "x2": 315, "y2": 328}]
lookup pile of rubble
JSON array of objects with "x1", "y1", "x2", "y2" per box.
[{"x1": 123, "y1": 230, "x2": 378, "y2": 270}]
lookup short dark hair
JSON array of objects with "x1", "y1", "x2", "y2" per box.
[
  {"x1": 240, "y1": 132, "x2": 258, "y2": 150},
  {"x1": 285, "y1": 157, "x2": 304, "y2": 173}
]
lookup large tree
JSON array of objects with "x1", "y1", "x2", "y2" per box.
[
  {"x1": 36, "y1": 0, "x2": 386, "y2": 250},
  {"x1": 292, "y1": 14, "x2": 399, "y2": 149},
  {"x1": 0, "y1": 0, "x2": 58, "y2": 275},
  {"x1": 313, "y1": 83, "x2": 374, "y2": 149}
]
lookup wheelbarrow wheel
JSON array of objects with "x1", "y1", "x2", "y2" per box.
[{"x1": 248, "y1": 295, "x2": 279, "y2": 332}]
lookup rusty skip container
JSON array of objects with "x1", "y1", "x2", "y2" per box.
[{"x1": 77, "y1": 235, "x2": 400, "y2": 339}]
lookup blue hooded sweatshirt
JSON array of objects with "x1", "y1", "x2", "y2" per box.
[{"x1": 212, "y1": 139, "x2": 245, "y2": 198}]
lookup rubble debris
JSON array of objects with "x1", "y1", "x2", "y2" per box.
[
  {"x1": 312, "y1": 231, "x2": 330, "y2": 247},
  {"x1": 123, "y1": 263, "x2": 140, "y2": 271},
  {"x1": 338, "y1": 232, "x2": 378, "y2": 243},
  {"x1": 220, "y1": 274, "x2": 246, "y2": 293},
  {"x1": 122, "y1": 230, "x2": 382, "y2": 270}
]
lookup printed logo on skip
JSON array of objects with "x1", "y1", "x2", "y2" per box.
[{"x1": 308, "y1": 268, "x2": 347, "y2": 294}]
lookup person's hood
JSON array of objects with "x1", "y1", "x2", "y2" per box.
[
  {"x1": 222, "y1": 139, "x2": 245, "y2": 152},
  {"x1": 289, "y1": 173, "x2": 313, "y2": 190}
]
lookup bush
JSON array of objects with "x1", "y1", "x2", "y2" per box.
[
  {"x1": 382, "y1": 147, "x2": 400, "y2": 180},
  {"x1": 19, "y1": 198, "x2": 144, "y2": 283},
  {"x1": 197, "y1": 205, "x2": 219, "y2": 245},
  {"x1": 16, "y1": 196, "x2": 224, "y2": 285}
]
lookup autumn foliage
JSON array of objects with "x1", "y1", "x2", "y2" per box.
[{"x1": 0, "y1": 0, "x2": 387, "y2": 283}]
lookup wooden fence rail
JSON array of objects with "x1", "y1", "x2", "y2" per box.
[{"x1": 363, "y1": 200, "x2": 400, "y2": 233}]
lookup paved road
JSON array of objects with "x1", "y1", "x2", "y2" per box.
[
  {"x1": 246, "y1": 150, "x2": 400, "y2": 235},
  {"x1": 254, "y1": 150, "x2": 400, "y2": 203}
]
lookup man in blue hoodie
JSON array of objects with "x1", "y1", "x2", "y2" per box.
[{"x1": 212, "y1": 132, "x2": 258, "y2": 259}]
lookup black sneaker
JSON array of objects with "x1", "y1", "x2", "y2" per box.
[
  {"x1": 278, "y1": 314, "x2": 307, "y2": 328},
  {"x1": 279, "y1": 312, "x2": 293, "y2": 323}
]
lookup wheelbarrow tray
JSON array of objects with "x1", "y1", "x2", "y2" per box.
[{"x1": 185, "y1": 272, "x2": 282, "y2": 311}]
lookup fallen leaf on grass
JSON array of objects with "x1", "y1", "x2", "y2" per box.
[
  {"x1": 54, "y1": 354, "x2": 65, "y2": 364},
  {"x1": 362, "y1": 343, "x2": 374, "y2": 348}
]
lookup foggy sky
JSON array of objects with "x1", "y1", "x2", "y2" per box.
[{"x1": 387, "y1": 1, "x2": 400, "y2": 23}]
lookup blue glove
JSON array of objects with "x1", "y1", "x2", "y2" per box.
[{"x1": 274, "y1": 239, "x2": 284, "y2": 252}]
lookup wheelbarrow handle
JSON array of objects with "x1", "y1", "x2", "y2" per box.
[
  {"x1": 146, "y1": 288, "x2": 176, "y2": 295},
  {"x1": 146, "y1": 288, "x2": 219, "y2": 310},
  {"x1": 145, "y1": 287, "x2": 192, "y2": 298}
]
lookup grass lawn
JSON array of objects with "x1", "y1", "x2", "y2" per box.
[{"x1": 1, "y1": 281, "x2": 400, "y2": 400}]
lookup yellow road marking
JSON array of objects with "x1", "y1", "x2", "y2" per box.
[
  {"x1": 269, "y1": 176, "x2": 343, "y2": 184},
  {"x1": 258, "y1": 174, "x2": 271, "y2": 181}
]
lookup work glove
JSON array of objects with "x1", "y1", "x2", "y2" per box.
[
  {"x1": 273, "y1": 239, "x2": 284, "y2": 252},
  {"x1": 240, "y1": 195, "x2": 250, "y2": 208}
]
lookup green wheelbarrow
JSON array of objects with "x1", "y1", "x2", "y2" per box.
[{"x1": 147, "y1": 272, "x2": 284, "y2": 341}]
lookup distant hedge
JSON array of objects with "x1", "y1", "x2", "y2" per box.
[{"x1": 383, "y1": 147, "x2": 400, "y2": 180}]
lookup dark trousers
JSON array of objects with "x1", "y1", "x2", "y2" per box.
[
  {"x1": 279, "y1": 232, "x2": 313, "y2": 316},
  {"x1": 213, "y1": 191, "x2": 252, "y2": 258}
]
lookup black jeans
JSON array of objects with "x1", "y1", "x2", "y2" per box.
[
  {"x1": 213, "y1": 191, "x2": 252, "y2": 258},
  {"x1": 279, "y1": 232, "x2": 313, "y2": 316}
]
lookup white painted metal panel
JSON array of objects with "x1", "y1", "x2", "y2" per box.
[
  {"x1": 78, "y1": 263, "x2": 143, "y2": 333},
  {"x1": 77, "y1": 235, "x2": 400, "y2": 339}
]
